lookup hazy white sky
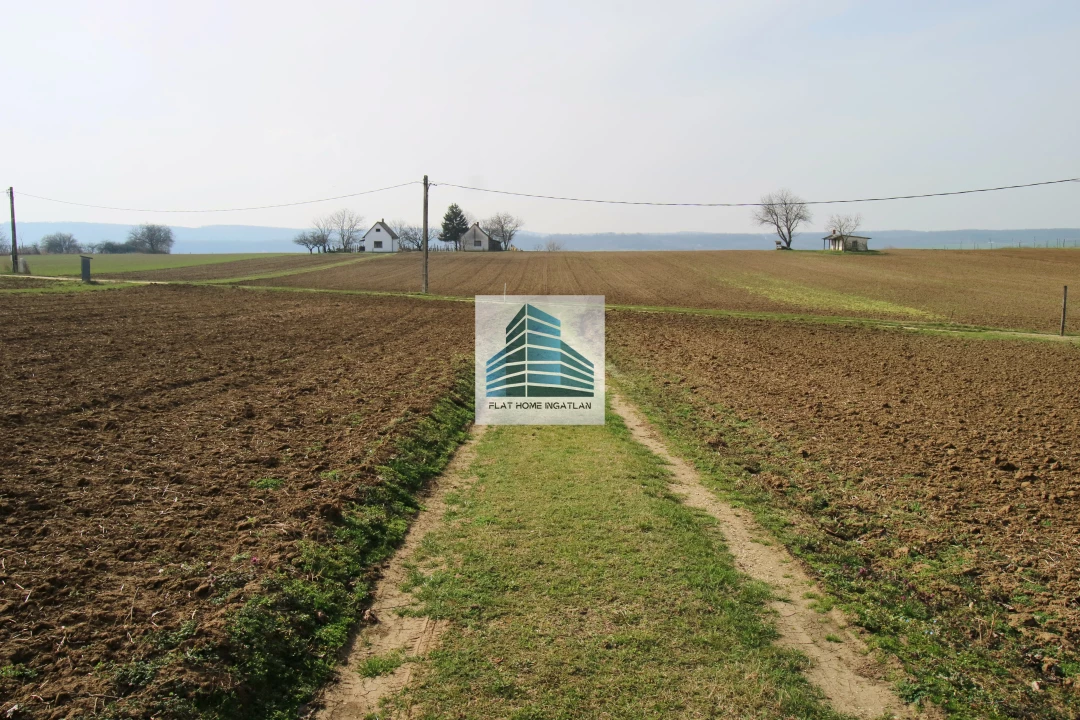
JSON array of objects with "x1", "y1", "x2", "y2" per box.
[{"x1": 4, "y1": 0, "x2": 1078, "y2": 234}]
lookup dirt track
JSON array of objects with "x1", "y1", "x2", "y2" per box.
[{"x1": 0, "y1": 285, "x2": 471, "y2": 717}]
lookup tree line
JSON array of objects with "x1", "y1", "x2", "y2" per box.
[
  {"x1": 0, "y1": 224, "x2": 175, "y2": 256},
  {"x1": 291, "y1": 205, "x2": 524, "y2": 253}
]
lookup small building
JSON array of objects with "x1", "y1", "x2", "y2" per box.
[
  {"x1": 363, "y1": 219, "x2": 399, "y2": 252},
  {"x1": 823, "y1": 233, "x2": 870, "y2": 252},
  {"x1": 462, "y1": 222, "x2": 502, "y2": 252}
]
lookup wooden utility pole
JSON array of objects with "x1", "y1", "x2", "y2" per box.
[
  {"x1": 7, "y1": 187, "x2": 17, "y2": 274},
  {"x1": 421, "y1": 174, "x2": 429, "y2": 295},
  {"x1": 1062, "y1": 286, "x2": 1069, "y2": 337}
]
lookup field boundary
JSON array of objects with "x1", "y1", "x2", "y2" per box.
[
  {"x1": 228, "y1": 282, "x2": 1080, "y2": 345},
  {"x1": 3, "y1": 272, "x2": 1075, "y2": 344},
  {"x1": 315, "y1": 425, "x2": 488, "y2": 719}
]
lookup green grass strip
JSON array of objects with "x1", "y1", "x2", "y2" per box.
[{"x1": 392, "y1": 406, "x2": 847, "y2": 719}]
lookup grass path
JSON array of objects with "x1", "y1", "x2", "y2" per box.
[{"x1": 360, "y1": 404, "x2": 874, "y2": 719}]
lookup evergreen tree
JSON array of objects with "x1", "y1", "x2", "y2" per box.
[{"x1": 440, "y1": 204, "x2": 470, "y2": 250}]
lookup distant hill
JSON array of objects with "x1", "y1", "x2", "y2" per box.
[{"x1": 13, "y1": 222, "x2": 1080, "y2": 253}]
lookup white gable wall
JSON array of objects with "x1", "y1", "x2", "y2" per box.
[
  {"x1": 363, "y1": 223, "x2": 397, "y2": 252},
  {"x1": 462, "y1": 224, "x2": 494, "y2": 251}
]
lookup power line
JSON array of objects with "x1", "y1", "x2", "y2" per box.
[
  {"x1": 432, "y1": 177, "x2": 1080, "y2": 207},
  {"x1": 15, "y1": 181, "x2": 420, "y2": 213},
  {"x1": 11, "y1": 175, "x2": 1079, "y2": 214}
]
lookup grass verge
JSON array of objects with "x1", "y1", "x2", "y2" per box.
[
  {"x1": 96, "y1": 364, "x2": 474, "y2": 720},
  {"x1": 609, "y1": 364, "x2": 1079, "y2": 719},
  {"x1": 390, "y1": 406, "x2": 847, "y2": 719},
  {"x1": 230, "y1": 284, "x2": 1076, "y2": 344}
]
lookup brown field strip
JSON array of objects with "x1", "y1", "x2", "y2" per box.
[
  {"x1": 243, "y1": 249, "x2": 1080, "y2": 333},
  {"x1": 0, "y1": 285, "x2": 472, "y2": 717}
]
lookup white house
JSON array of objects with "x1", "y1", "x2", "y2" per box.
[
  {"x1": 461, "y1": 222, "x2": 502, "y2": 251},
  {"x1": 823, "y1": 233, "x2": 871, "y2": 252},
  {"x1": 363, "y1": 220, "x2": 399, "y2": 252}
]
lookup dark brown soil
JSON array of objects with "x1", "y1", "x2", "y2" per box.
[
  {"x1": 0, "y1": 285, "x2": 472, "y2": 718},
  {"x1": 609, "y1": 311, "x2": 1080, "y2": 650},
  {"x1": 99, "y1": 255, "x2": 350, "y2": 282}
]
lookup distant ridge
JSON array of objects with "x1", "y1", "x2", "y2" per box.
[{"x1": 13, "y1": 222, "x2": 1080, "y2": 253}]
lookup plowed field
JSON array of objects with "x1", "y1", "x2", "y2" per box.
[
  {"x1": 0, "y1": 286, "x2": 472, "y2": 718},
  {"x1": 609, "y1": 312, "x2": 1080, "y2": 712},
  {"x1": 245, "y1": 249, "x2": 1080, "y2": 333}
]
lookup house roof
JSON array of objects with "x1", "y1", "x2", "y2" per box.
[
  {"x1": 823, "y1": 233, "x2": 871, "y2": 240},
  {"x1": 465, "y1": 222, "x2": 491, "y2": 240},
  {"x1": 365, "y1": 219, "x2": 399, "y2": 240}
]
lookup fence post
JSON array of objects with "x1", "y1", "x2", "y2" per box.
[
  {"x1": 80, "y1": 255, "x2": 92, "y2": 283},
  {"x1": 1062, "y1": 286, "x2": 1069, "y2": 337}
]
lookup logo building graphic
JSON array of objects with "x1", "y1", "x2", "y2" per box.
[
  {"x1": 476, "y1": 296, "x2": 604, "y2": 425},
  {"x1": 486, "y1": 304, "x2": 595, "y2": 397}
]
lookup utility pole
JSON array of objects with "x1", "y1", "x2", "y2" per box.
[
  {"x1": 421, "y1": 174, "x2": 429, "y2": 295},
  {"x1": 7, "y1": 187, "x2": 17, "y2": 274}
]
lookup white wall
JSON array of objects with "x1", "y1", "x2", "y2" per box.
[{"x1": 364, "y1": 225, "x2": 397, "y2": 252}]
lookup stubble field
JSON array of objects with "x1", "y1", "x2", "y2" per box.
[
  {"x1": 240, "y1": 249, "x2": 1080, "y2": 333},
  {"x1": 0, "y1": 286, "x2": 472, "y2": 718}
]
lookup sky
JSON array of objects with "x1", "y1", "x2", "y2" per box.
[{"x1": 3, "y1": 0, "x2": 1078, "y2": 236}]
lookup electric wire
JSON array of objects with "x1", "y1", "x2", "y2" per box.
[
  {"x1": 11, "y1": 176, "x2": 1079, "y2": 213},
  {"x1": 15, "y1": 181, "x2": 420, "y2": 213},
  {"x1": 432, "y1": 177, "x2": 1080, "y2": 207}
]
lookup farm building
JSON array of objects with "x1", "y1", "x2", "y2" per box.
[
  {"x1": 363, "y1": 220, "x2": 399, "y2": 252},
  {"x1": 823, "y1": 233, "x2": 871, "y2": 252},
  {"x1": 462, "y1": 222, "x2": 503, "y2": 252}
]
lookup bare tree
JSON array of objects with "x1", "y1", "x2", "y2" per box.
[
  {"x1": 826, "y1": 213, "x2": 862, "y2": 238},
  {"x1": 128, "y1": 224, "x2": 174, "y2": 253},
  {"x1": 541, "y1": 238, "x2": 564, "y2": 252},
  {"x1": 321, "y1": 210, "x2": 364, "y2": 252},
  {"x1": 389, "y1": 219, "x2": 437, "y2": 252},
  {"x1": 0, "y1": 229, "x2": 9, "y2": 256},
  {"x1": 293, "y1": 231, "x2": 320, "y2": 253},
  {"x1": 311, "y1": 215, "x2": 335, "y2": 253},
  {"x1": 752, "y1": 189, "x2": 811, "y2": 250},
  {"x1": 41, "y1": 232, "x2": 82, "y2": 254},
  {"x1": 484, "y1": 212, "x2": 524, "y2": 251}
]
